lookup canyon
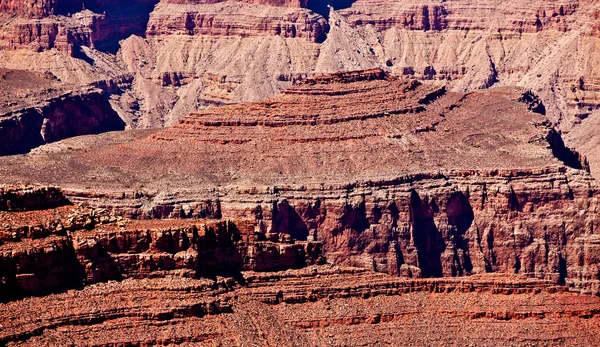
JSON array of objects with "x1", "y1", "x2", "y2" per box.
[
  {"x1": 1, "y1": 70, "x2": 600, "y2": 344},
  {"x1": 2, "y1": 0, "x2": 600, "y2": 345}
]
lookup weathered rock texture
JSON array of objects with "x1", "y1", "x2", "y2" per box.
[
  {"x1": 1, "y1": 70, "x2": 600, "y2": 345},
  {"x1": 0, "y1": 186, "x2": 322, "y2": 300},
  {"x1": 147, "y1": 1, "x2": 328, "y2": 42},
  {"x1": 0, "y1": 71, "x2": 599, "y2": 295},
  {"x1": 4, "y1": 0, "x2": 600, "y2": 153},
  {"x1": 0, "y1": 69, "x2": 125, "y2": 155},
  {"x1": 2, "y1": 250, "x2": 600, "y2": 345},
  {"x1": 1, "y1": 186, "x2": 600, "y2": 346}
]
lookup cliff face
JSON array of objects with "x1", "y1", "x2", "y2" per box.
[
  {"x1": 0, "y1": 87, "x2": 125, "y2": 155},
  {"x1": 337, "y1": 0, "x2": 579, "y2": 33},
  {"x1": 0, "y1": 89, "x2": 600, "y2": 346},
  {"x1": 0, "y1": 0, "x2": 63, "y2": 18},
  {"x1": 146, "y1": 1, "x2": 328, "y2": 42},
  {"x1": 63, "y1": 169, "x2": 600, "y2": 293},
  {"x1": 0, "y1": 71, "x2": 598, "y2": 294},
  {"x1": 274, "y1": 168, "x2": 599, "y2": 292},
  {"x1": 0, "y1": 186, "x2": 322, "y2": 300},
  {"x1": 1, "y1": 71, "x2": 600, "y2": 345},
  {"x1": 3, "y1": 0, "x2": 600, "y2": 147}
]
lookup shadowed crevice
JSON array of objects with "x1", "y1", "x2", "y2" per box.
[
  {"x1": 307, "y1": 0, "x2": 357, "y2": 18},
  {"x1": 546, "y1": 128, "x2": 589, "y2": 171},
  {"x1": 410, "y1": 190, "x2": 445, "y2": 278}
]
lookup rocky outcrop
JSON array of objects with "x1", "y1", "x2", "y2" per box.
[
  {"x1": 163, "y1": 0, "x2": 309, "y2": 7},
  {"x1": 0, "y1": 192, "x2": 323, "y2": 300},
  {"x1": 0, "y1": 87, "x2": 125, "y2": 155},
  {"x1": 0, "y1": 15, "x2": 92, "y2": 55},
  {"x1": 338, "y1": 0, "x2": 579, "y2": 33},
  {"x1": 3, "y1": 0, "x2": 600, "y2": 140},
  {"x1": 146, "y1": 1, "x2": 328, "y2": 42},
  {"x1": 0, "y1": 185, "x2": 68, "y2": 211},
  {"x1": 73, "y1": 219, "x2": 322, "y2": 285},
  {"x1": 0, "y1": 0, "x2": 160, "y2": 53},
  {"x1": 0, "y1": 187, "x2": 598, "y2": 344},
  {"x1": 0, "y1": 0, "x2": 66, "y2": 18},
  {"x1": 0, "y1": 71, "x2": 598, "y2": 295}
]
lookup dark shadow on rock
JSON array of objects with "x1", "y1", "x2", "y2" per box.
[
  {"x1": 546, "y1": 128, "x2": 589, "y2": 171},
  {"x1": 446, "y1": 191, "x2": 474, "y2": 275},
  {"x1": 558, "y1": 254, "x2": 567, "y2": 285},
  {"x1": 307, "y1": 0, "x2": 357, "y2": 18},
  {"x1": 56, "y1": 0, "x2": 160, "y2": 54},
  {"x1": 410, "y1": 190, "x2": 445, "y2": 277},
  {"x1": 0, "y1": 239, "x2": 87, "y2": 303},
  {"x1": 272, "y1": 200, "x2": 309, "y2": 241},
  {"x1": 341, "y1": 200, "x2": 369, "y2": 234}
]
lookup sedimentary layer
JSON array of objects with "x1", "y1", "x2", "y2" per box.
[
  {"x1": 0, "y1": 186, "x2": 323, "y2": 299},
  {"x1": 1, "y1": 186, "x2": 599, "y2": 345},
  {"x1": 3, "y1": 0, "x2": 600, "y2": 164},
  {"x1": 147, "y1": 1, "x2": 328, "y2": 42},
  {"x1": 0, "y1": 69, "x2": 125, "y2": 155},
  {"x1": 1, "y1": 71, "x2": 598, "y2": 294}
]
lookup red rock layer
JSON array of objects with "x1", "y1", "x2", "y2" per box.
[
  {"x1": 0, "y1": 71, "x2": 598, "y2": 294},
  {"x1": 0, "y1": 189, "x2": 323, "y2": 299},
  {"x1": 146, "y1": 1, "x2": 328, "y2": 42},
  {"x1": 1, "y1": 267, "x2": 600, "y2": 345},
  {"x1": 0, "y1": 16, "x2": 92, "y2": 54},
  {"x1": 338, "y1": 0, "x2": 579, "y2": 33}
]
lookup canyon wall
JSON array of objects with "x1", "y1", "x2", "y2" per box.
[
  {"x1": 0, "y1": 71, "x2": 598, "y2": 295},
  {"x1": 61, "y1": 167, "x2": 600, "y2": 295},
  {"x1": 0, "y1": 186, "x2": 322, "y2": 300},
  {"x1": 0, "y1": 87, "x2": 125, "y2": 155},
  {"x1": 3, "y1": 0, "x2": 600, "y2": 155},
  {"x1": 146, "y1": 2, "x2": 328, "y2": 42}
]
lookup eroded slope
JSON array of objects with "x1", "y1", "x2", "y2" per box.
[{"x1": 0, "y1": 71, "x2": 598, "y2": 292}]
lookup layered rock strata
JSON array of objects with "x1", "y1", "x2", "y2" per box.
[
  {"x1": 1, "y1": 71, "x2": 599, "y2": 295},
  {"x1": 2, "y1": 264, "x2": 600, "y2": 345},
  {"x1": 0, "y1": 83, "x2": 125, "y2": 155},
  {"x1": 4, "y1": 0, "x2": 600, "y2": 151},
  {"x1": 0, "y1": 186, "x2": 322, "y2": 300},
  {"x1": 147, "y1": 1, "x2": 328, "y2": 42}
]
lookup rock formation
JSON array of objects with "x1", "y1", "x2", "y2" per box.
[
  {"x1": 1, "y1": 183, "x2": 600, "y2": 345},
  {"x1": 2, "y1": 0, "x2": 600, "y2": 344},
  {"x1": 146, "y1": 1, "x2": 329, "y2": 42},
  {"x1": 0, "y1": 186, "x2": 322, "y2": 299},
  {"x1": 0, "y1": 68, "x2": 125, "y2": 155},
  {"x1": 2, "y1": 0, "x2": 600, "y2": 163},
  {"x1": 1, "y1": 71, "x2": 599, "y2": 296},
  {"x1": 1, "y1": 185, "x2": 600, "y2": 345}
]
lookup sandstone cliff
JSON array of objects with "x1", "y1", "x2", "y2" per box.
[
  {"x1": 0, "y1": 70, "x2": 599, "y2": 345},
  {"x1": 1, "y1": 71, "x2": 598, "y2": 294},
  {"x1": 147, "y1": 1, "x2": 328, "y2": 42},
  {"x1": 1, "y1": 184, "x2": 600, "y2": 345},
  {"x1": 0, "y1": 186, "x2": 322, "y2": 300}
]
